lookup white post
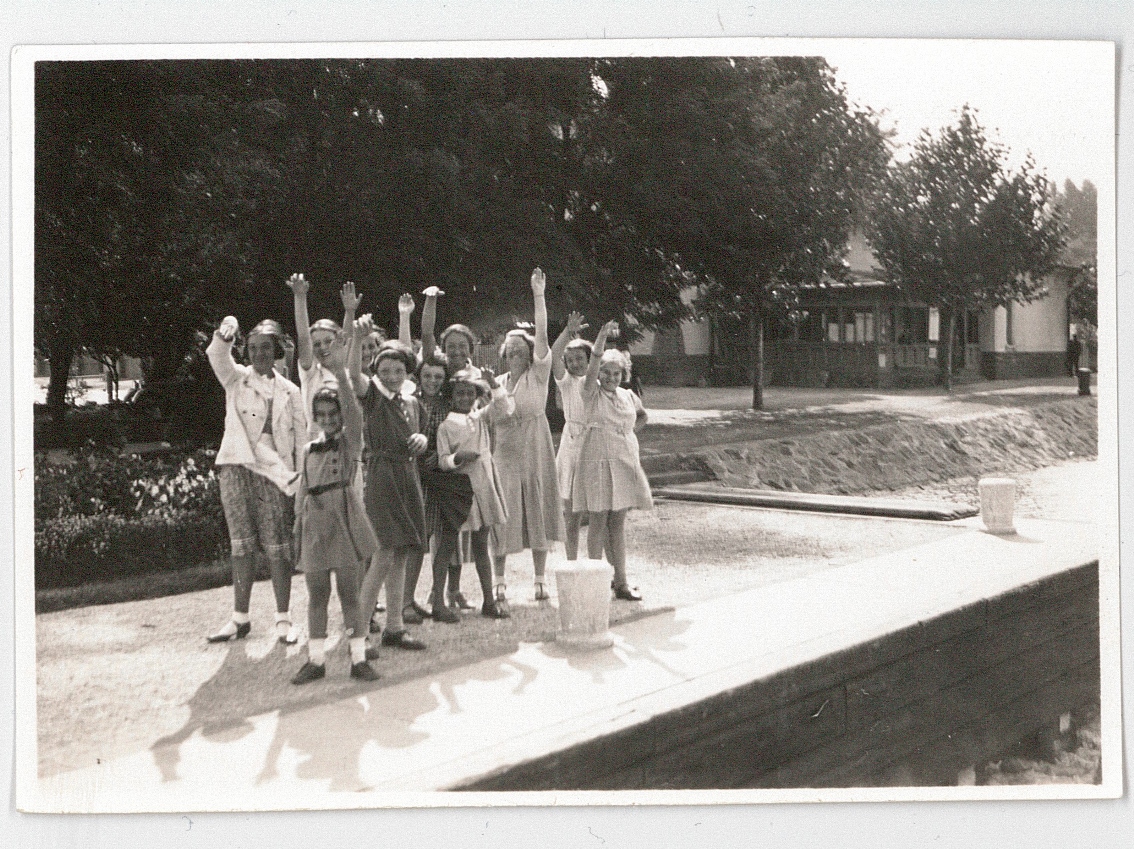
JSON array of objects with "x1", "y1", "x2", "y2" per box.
[
  {"x1": 553, "y1": 559, "x2": 614, "y2": 649},
  {"x1": 978, "y1": 477, "x2": 1017, "y2": 534}
]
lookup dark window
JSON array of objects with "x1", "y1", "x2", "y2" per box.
[
  {"x1": 894, "y1": 307, "x2": 929, "y2": 344},
  {"x1": 966, "y1": 311, "x2": 980, "y2": 344}
]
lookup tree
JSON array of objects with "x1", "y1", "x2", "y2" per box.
[
  {"x1": 1058, "y1": 179, "x2": 1097, "y2": 330},
  {"x1": 867, "y1": 106, "x2": 1067, "y2": 390},
  {"x1": 592, "y1": 56, "x2": 888, "y2": 408},
  {"x1": 36, "y1": 56, "x2": 885, "y2": 421}
]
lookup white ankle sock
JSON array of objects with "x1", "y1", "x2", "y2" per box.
[
  {"x1": 308, "y1": 638, "x2": 326, "y2": 666},
  {"x1": 348, "y1": 637, "x2": 366, "y2": 664},
  {"x1": 232, "y1": 611, "x2": 250, "y2": 625}
]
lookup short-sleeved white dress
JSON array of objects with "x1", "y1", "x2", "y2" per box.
[{"x1": 570, "y1": 384, "x2": 653, "y2": 513}]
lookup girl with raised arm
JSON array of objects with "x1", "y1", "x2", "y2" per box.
[
  {"x1": 490, "y1": 268, "x2": 564, "y2": 612},
  {"x1": 571, "y1": 321, "x2": 651, "y2": 602},
  {"x1": 288, "y1": 274, "x2": 360, "y2": 437},
  {"x1": 402, "y1": 349, "x2": 466, "y2": 625},
  {"x1": 551, "y1": 310, "x2": 590, "y2": 560},
  {"x1": 435, "y1": 367, "x2": 512, "y2": 618},
  {"x1": 420, "y1": 285, "x2": 481, "y2": 378},
  {"x1": 206, "y1": 315, "x2": 306, "y2": 643},
  {"x1": 350, "y1": 338, "x2": 430, "y2": 653},
  {"x1": 290, "y1": 329, "x2": 380, "y2": 684}
]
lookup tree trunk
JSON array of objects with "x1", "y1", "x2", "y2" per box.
[
  {"x1": 943, "y1": 310, "x2": 956, "y2": 393},
  {"x1": 750, "y1": 305, "x2": 765, "y2": 410},
  {"x1": 46, "y1": 340, "x2": 74, "y2": 434}
]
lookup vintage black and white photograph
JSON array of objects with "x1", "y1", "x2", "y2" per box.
[{"x1": 11, "y1": 34, "x2": 1119, "y2": 814}]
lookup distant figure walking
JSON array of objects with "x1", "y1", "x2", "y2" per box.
[{"x1": 1066, "y1": 334, "x2": 1082, "y2": 376}]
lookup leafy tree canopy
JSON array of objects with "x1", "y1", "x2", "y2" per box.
[{"x1": 865, "y1": 105, "x2": 1068, "y2": 388}]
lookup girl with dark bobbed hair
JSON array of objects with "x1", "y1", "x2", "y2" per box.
[
  {"x1": 206, "y1": 314, "x2": 306, "y2": 644},
  {"x1": 290, "y1": 329, "x2": 380, "y2": 684},
  {"x1": 350, "y1": 339, "x2": 430, "y2": 653}
]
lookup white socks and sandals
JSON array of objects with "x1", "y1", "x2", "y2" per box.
[
  {"x1": 291, "y1": 636, "x2": 379, "y2": 685},
  {"x1": 207, "y1": 611, "x2": 299, "y2": 644}
]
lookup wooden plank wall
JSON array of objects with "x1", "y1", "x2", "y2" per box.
[{"x1": 457, "y1": 562, "x2": 1099, "y2": 791}]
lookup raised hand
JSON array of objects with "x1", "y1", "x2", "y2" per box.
[
  {"x1": 286, "y1": 273, "x2": 309, "y2": 297},
  {"x1": 216, "y1": 316, "x2": 239, "y2": 343},
  {"x1": 398, "y1": 293, "x2": 415, "y2": 317},
  {"x1": 530, "y1": 267, "x2": 546, "y2": 296},
  {"x1": 354, "y1": 313, "x2": 376, "y2": 338},
  {"x1": 565, "y1": 310, "x2": 587, "y2": 336},
  {"x1": 602, "y1": 319, "x2": 620, "y2": 340},
  {"x1": 479, "y1": 365, "x2": 496, "y2": 385},
  {"x1": 323, "y1": 333, "x2": 349, "y2": 372},
  {"x1": 422, "y1": 285, "x2": 445, "y2": 298},
  {"x1": 340, "y1": 281, "x2": 362, "y2": 314}
]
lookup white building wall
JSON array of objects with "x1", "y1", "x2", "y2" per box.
[
  {"x1": 1009, "y1": 277, "x2": 1070, "y2": 352},
  {"x1": 628, "y1": 329, "x2": 655, "y2": 356},
  {"x1": 978, "y1": 275, "x2": 1069, "y2": 354}
]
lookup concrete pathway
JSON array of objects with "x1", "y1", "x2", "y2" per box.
[
  {"x1": 643, "y1": 376, "x2": 1090, "y2": 426},
  {"x1": 21, "y1": 462, "x2": 1105, "y2": 812}
]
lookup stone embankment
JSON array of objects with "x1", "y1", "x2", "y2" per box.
[{"x1": 646, "y1": 398, "x2": 1097, "y2": 495}]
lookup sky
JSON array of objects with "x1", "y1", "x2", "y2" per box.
[{"x1": 819, "y1": 40, "x2": 1113, "y2": 188}]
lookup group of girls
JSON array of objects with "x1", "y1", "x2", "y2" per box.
[{"x1": 205, "y1": 267, "x2": 651, "y2": 685}]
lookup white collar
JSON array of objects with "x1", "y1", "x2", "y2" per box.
[
  {"x1": 373, "y1": 376, "x2": 400, "y2": 401},
  {"x1": 445, "y1": 410, "x2": 471, "y2": 424}
]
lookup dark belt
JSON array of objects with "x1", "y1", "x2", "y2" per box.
[{"x1": 307, "y1": 480, "x2": 350, "y2": 497}]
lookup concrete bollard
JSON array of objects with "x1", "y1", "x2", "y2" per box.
[
  {"x1": 1077, "y1": 367, "x2": 1092, "y2": 396},
  {"x1": 978, "y1": 477, "x2": 1017, "y2": 534},
  {"x1": 553, "y1": 559, "x2": 614, "y2": 649}
]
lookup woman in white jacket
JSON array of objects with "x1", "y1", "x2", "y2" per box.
[{"x1": 206, "y1": 316, "x2": 307, "y2": 644}]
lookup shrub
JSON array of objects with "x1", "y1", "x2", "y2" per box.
[
  {"x1": 34, "y1": 445, "x2": 230, "y2": 590},
  {"x1": 35, "y1": 507, "x2": 229, "y2": 589},
  {"x1": 130, "y1": 454, "x2": 219, "y2": 515},
  {"x1": 35, "y1": 445, "x2": 220, "y2": 520}
]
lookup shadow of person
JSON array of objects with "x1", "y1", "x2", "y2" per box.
[{"x1": 150, "y1": 637, "x2": 296, "y2": 782}]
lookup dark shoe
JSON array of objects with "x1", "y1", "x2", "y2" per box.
[
  {"x1": 412, "y1": 601, "x2": 432, "y2": 619},
  {"x1": 368, "y1": 618, "x2": 382, "y2": 635},
  {"x1": 402, "y1": 605, "x2": 424, "y2": 625},
  {"x1": 381, "y1": 630, "x2": 427, "y2": 651},
  {"x1": 290, "y1": 662, "x2": 326, "y2": 685},
  {"x1": 432, "y1": 603, "x2": 460, "y2": 624},
  {"x1": 534, "y1": 582, "x2": 550, "y2": 602},
  {"x1": 350, "y1": 661, "x2": 380, "y2": 681},
  {"x1": 449, "y1": 591, "x2": 475, "y2": 611},
  {"x1": 482, "y1": 600, "x2": 510, "y2": 619},
  {"x1": 365, "y1": 644, "x2": 381, "y2": 661},
  {"x1": 614, "y1": 584, "x2": 642, "y2": 602},
  {"x1": 207, "y1": 621, "x2": 250, "y2": 643}
]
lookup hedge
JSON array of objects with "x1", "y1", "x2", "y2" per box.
[
  {"x1": 35, "y1": 507, "x2": 230, "y2": 589},
  {"x1": 35, "y1": 444, "x2": 232, "y2": 590}
]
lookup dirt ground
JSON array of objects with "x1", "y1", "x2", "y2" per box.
[{"x1": 37, "y1": 497, "x2": 961, "y2": 778}]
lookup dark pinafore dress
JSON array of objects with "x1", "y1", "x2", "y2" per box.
[
  {"x1": 418, "y1": 388, "x2": 474, "y2": 540},
  {"x1": 361, "y1": 380, "x2": 428, "y2": 550}
]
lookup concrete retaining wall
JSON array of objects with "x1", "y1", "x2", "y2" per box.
[
  {"x1": 653, "y1": 398, "x2": 1096, "y2": 495},
  {"x1": 460, "y1": 562, "x2": 1099, "y2": 790}
]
